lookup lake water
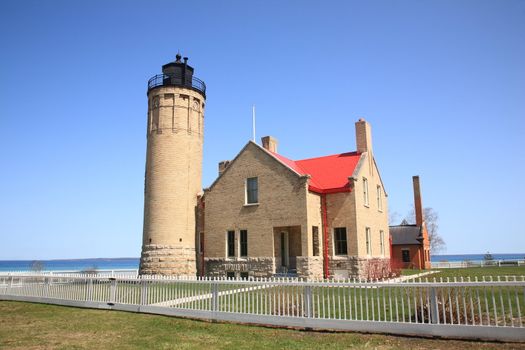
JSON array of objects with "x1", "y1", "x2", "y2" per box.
[
  {"x1": 0, "y1": 258, "x2": 140, "y2": 272},
  {"x1": 1, "y1": 253, "x2": 524, "y2": 272}
]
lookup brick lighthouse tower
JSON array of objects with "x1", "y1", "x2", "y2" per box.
[{"x1": 140, "y1": 55, "x2": 206, "y2": 275}]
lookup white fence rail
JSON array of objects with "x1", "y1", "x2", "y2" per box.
[
  {"x1": 431, "y1": 260, "x2": 525, "y2": 269},
  {"x1": 1, "y1": 274, "x2": 524, "y2": 342}
]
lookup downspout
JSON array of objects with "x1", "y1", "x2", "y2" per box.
[
  {"x1": 321, "y1": 193, "x2": 330, "y2": 279},
  {"x1": 389, "y1": 234, "x2": 393, "y2": 271},
  {"x1": 200, "y1": 200, "x2": 205, "y2": 278}
]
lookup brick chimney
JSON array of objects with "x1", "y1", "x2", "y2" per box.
[
  {"x1": 218, "y1": 160, "x2": 230, "y2": 176},
  {"x1": 413, "y1": 175, "x2": 424, "y2": 227},
  {"x1": 261, "y1": 136, "x2": 278, "y2": 153},
  {"x1": 355, "y1": 118, "x2": 373, "y2": 154}
]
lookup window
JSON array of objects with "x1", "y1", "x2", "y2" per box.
[
  {"x1": 363, "y1": 177, "x2": 369, "y2": 206},
  {"x1": 402, "y1": 249, "x2": 410, "y2": 263},
  {"x1": 365, "y1": 227, "x2": 371, "y2": 255},
  {"x1": 240, "y1": 230, "x2": 248, "y2": 257},
  {"x1": 227, "y1": 230, "x2": 235, "y2": 257},
  {"x1": 312, "y1": 226, "x2": 320, "y2": 257},
  {"x1": 334, "y1": 227, "x2": 348, "y2": 255},
  {"x1": 379, "y1": 230, "x2": 384, "y2": 256},
  {"x1": 246, "y1": 177, "x2": 258, "y2": 204},
  {"x1": 199, "y1": 232, "x2": 204, "y2": 254},
  {"x1": 226, "y1": 271, "x2": 235, "y2": 279},
  {"x1": 240, "y1": 272, "x2": 249, "y2": 280},
  {"x1": 377, "y1": 185, "x2": 382, "y2": 211}
]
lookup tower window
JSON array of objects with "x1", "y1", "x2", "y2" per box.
[
  {"x1": 363, "y1": 178, "x2": 369, "y2": 207},
  {"x1": 366, "y1": 227, "x2": 371, "y2": 255},
  {"x1": 227, "y1": 230, "x2": 235, "y2": 258},
  {"x1": 246, "y1": 177, "x2": 258, "y2": 204},
  {"x1": 334, "y1": 227, "x2": 348, "y2": 256},
  {"x1": 240, "y1": 230, "x2": 248, "y2": 257},
  {"x1": 380, "y1": 230, "x2": 384, "y2": 256}
]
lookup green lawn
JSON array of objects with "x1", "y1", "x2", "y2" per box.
[
  {"x1": 1, "y1": 301, "x2": 523, "y2": 350},
  {"x1": 402, "y1": 266, "x2": 525, "y2": 280}
]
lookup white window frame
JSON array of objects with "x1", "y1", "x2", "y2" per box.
[
  {"x1": 245, "y1": 177, "x2": 259, "y2": 205},
  {"x1": 363, "y1": 177, "x2": 369, "y2": 207},
  {"x1": 377, "y1": 185, "x2": 382, "y2": 211},
  {"x1": 380, "y1": 230, "x2": 384, "y2": 256},
  {"x1": 333, "y1": 227, "x2": 348, "y2": 256},
  {"x1": 365, "y1": 227, "x2": 371, "y2": 256}
]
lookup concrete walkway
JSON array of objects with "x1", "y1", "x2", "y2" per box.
[
  {"x1": 384, "y1": 270, "x2": 439, "y2": 283},
  {"x1": 150, "y1": 283, "x2": 272, "y2": 307}
]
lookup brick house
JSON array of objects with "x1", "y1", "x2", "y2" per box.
[
  {"x1": 389, "y1": 176, "x2": 431, "y2": 270},
  {"x1": 197, "y1": 119, "x2": 391, "y2": 279}
]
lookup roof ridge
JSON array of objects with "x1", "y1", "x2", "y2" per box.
[{"x1": 295, "y1": 150, "x2": 360, "y2": 163}]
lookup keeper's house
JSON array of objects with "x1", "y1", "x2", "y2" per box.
[{"x1": 197, "y1": 119, "x2": 391, "y2": 279}]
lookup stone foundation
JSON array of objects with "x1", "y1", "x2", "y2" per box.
[
  {"x1": 139, "y1": 244, "x2": 196, "y2": 276},
  {"x1": 296, "y1": 256, "x2": 324, "y2": 279},
  {"x1": 329, "y1": 256, "x2": 391, "y2": 279},
  {"x1": 205, "y1": 257, "x2": 275, "y2": 278}
]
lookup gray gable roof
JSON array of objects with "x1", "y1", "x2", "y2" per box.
[{"x1": 390, "y1": 224, "x2": 423, "y2": 245}]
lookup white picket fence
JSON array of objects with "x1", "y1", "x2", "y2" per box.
[
  {"x1": 432, "y1": 260, "x2": 525, "y2": 269},
  {"x1": 0, "y1": 274, "x2": 524, "y2": 342}
]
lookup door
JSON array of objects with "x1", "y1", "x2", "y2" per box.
[{"x1": 280, "y1": 231, "x2": 289, "y2": 268}]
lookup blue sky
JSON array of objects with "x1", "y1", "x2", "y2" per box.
[{"x1": 0, "y1": 0, "x2": 524, "y2": 259}]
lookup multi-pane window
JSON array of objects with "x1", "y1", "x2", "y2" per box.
[
  {"x1": 312, "y1": 226, "x2": 320, "y2": 257},
  {"x1": 240, "y1": 230, "x2": 248, "y2": 257},
  {"x1": 240, "y1": 272, "x2": 249, "y2": 280},
  {"x1": 246, "y1": 177, "x2": 258, "y2": 204},
  {"x1": 363, "y1": 177, "x2": 369, "y2": 206},
  {"x1": 380, "y1": 230, "x2": 384, "y2": 256},
  {"x1": 226, "y1": 271, "x2": 235, "y2": 279},
  {"x1": 365, "y1": 227, "x2": 371, "y2": 255},
  {"x1": 402, "y1": 249, "x2": 410, "y2": 263},
  {"x1": 334, "y1": 227, "x2": 348, "y2": 255},
  {"x1": 377, "y1": 185, "x2": 382, "y2": 211},
  {"x1": 227, "y1": 230, "x2": 235, "y2": 257}
]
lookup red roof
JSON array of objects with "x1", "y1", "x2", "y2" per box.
[{"x1": 270, "y1": 151, "x2": 362, "y2": 194}]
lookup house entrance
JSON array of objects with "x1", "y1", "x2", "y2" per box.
[
  {"x1": 280, "y1": 231, "x2": 289, "y2": 268},
  {"x1": 273, "y1": 226, "x2": 302, "y2": 273}
]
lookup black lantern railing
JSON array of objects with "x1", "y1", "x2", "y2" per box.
[{"x1": 147, "y1": 73, "x2": 206, "y2": 96}]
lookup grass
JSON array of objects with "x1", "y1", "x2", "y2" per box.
[
  {"x1": 1, "y1": 301, "x2": 524, "y2": 350},
  {"x1": 401, "y1": 266, "x2": 525, "y2": 280}
]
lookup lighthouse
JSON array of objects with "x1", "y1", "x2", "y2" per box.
[{"x1": 139, "y1": 55, "x2": 206, "y2": 275}]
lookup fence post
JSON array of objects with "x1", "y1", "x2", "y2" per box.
[
  {"x1": 140, "y1": 280, "x2": 148, "y2": 306},
  {"x1": 109, "y1": 278, "x2": 117, "y2": 305},
  {"x1": 87, "y1": 278, "x2": 94, "y2": 302},
  {"x1": 7, "y1": 276, "x2": 13, "y2": 294},
  {"x1": 430, "y1": 287, "x2": 438, "y2": 324},
  {"x1": 211, "y1": 281, "x2": 219, "y2": 313},
  {"x1": 304, "y1": 285, "x2": 313, "y2": 318},
  {"x1": 44, "y1": 277, "x2": 50, "y2": 298}
]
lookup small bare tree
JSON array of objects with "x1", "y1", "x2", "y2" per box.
[
  {"x1": 30, "y1": 260, "x2": 45, "y2": 273},
  {"x1": 406, "y1": 207, "x2": 446, "y2": 254}
]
